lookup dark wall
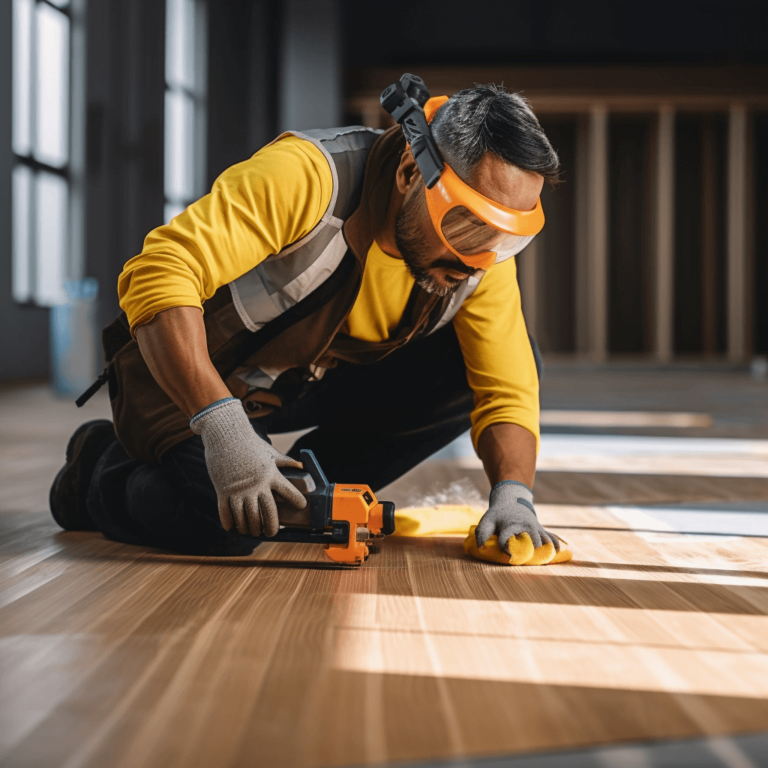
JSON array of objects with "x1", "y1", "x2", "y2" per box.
[
  {"x1": 536, "y1": 117, "x2": 576, "y2": 354},
  {"x1": 754, "y1": 112, "x2": 768, "y2": 354},
  {"x1": 608, "y1": 115, "x2": 653, "y2": 355},
  {"x1": 207, "y1": 0, "x2": 342, "y2": 183},
  {"x1": 207, "y1": 0, "x2": 282, "y2": 184},
  {"x1": 85, "y1": 0, "x2": 166, "y2": 330},
  {"x1": 86, "y1": 0, "x2": 285, "y2": 331},
  {"x1": 342, "y1": 0, "x2": 768, "y2": 68},
  {"x1": 673, "y1": 114, "x2": 728, "y2": 355}
]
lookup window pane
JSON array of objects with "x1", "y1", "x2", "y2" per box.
[
  {"x1": 35, "y1": 3, "x2": 70, "y2": 168},
  {"x1": 12, "y1": 165, "x2": 33, "y2": 303},
  {"x1": 164, "y1": 89, "x2": 195, "y2": 203},
  {"x1": 12, "y1": 0, "x2": 33, "y2": 156},
  {"x1": 166, "y1": 0, "x2": 196, "y2": 91},
  {"x1": 35, "y1": 172, "x2": 69, "y2": 306}
]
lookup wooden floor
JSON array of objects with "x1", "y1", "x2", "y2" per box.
[{"x1": 1, "y1": 371, "x2": 768, "y2": 768}]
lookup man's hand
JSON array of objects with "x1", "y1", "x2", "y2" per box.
[
  {"x1": 189, "y1": 398, "x2": 307, "y2": 536},
  {"x1": 475, "y1": 481, "x2": 560, "y2": 554}
]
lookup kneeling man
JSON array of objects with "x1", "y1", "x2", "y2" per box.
[{"x1": 50, "y1": 83, "x2": 561, "y2": 558}]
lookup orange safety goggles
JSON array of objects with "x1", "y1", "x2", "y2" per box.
[{"x1": 420, "y1": 96, "x2": 545, "y2": 272}]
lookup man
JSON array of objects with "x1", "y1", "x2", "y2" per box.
[{"x1": 50, "y1": 83, "x2": 561, "y2": 559}]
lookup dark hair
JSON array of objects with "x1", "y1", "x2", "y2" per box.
[{"x1": 430, "y1": 84, "x2": 560, "y2": 186}]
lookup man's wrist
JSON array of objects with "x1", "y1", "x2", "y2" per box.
[
  {"x1": 189, "y1": 397, "x2": 240, "y2": 428},
  {"x1": 492, "y1": 479, "x2": 532, "y2": 494},
  {"x1": 476, "y1": 423, "x2": 537, "y2": 488}
]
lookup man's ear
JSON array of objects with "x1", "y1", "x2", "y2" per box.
[{"x1": 395, "y1": 149, "x2": 421, "y2": 195}]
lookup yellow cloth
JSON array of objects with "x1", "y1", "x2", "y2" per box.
[
  {"x1": 395, "y1": 506, "x2": 573, "y2": 566},
  {"x1": 464, "y1": 524, "x2": 573, "y2": 566},
  {"x1": 394, "y1": 504, "x2": 486, "y2": 537},
  {"x1": 118, "y1": 136, "x2": 539, "y2": 448}
]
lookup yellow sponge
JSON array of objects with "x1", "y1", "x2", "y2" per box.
[{"x1": 463, "y1": 525, "x2": 573, "y2": 566}]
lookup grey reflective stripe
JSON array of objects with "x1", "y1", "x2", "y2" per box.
[
  {"x1": 230, "y1": 228, "x2": 348, "y2": 333},
  {"x1": 228, "y1": 126, "x2": 380, "y2": 336},
  {"x1": 274, "y1": 228, "x2": 348, "y2": 309},
  {"x1": 300, "y1": 127, "x2": 384, "y2": 220},
  {"x1": 273, "y1": 130, "x2": 341, "y2": 256},
  {"x1": 257, "y1": 220, "x2": 343, "y2": 294},
  {"x1": 429, "y1": 273, "x2": 484, "y2": 333}
]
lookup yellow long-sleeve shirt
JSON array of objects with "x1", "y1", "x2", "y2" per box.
[{"x1": 119, "y1": 136, "x2": 539, "y2": 450}]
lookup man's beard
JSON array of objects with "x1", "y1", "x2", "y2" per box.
[{"x1": 393, "y1": 184, "x2": 464, "y2": 298}]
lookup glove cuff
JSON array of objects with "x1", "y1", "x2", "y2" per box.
[
  {"x1": 189, "y1": 397, "x2": 250, "y2": 442},
  {"x1": 490, "y1": 480, "x2": 534, "y2": 508},
  {"x1": 189, "y1": 397, "x2": 240, "y2": 430}
]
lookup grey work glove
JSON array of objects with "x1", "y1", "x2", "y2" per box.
[
  {"x1": 189, "y1": 397, "x2": 307, "y2": 537},
  {"x1": 475, "y1": 481, "x2": 560, "y2": 554}
]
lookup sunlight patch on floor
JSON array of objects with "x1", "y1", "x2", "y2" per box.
[
  {"x1": 332, "y1": 594, "x2": 768, "y2": 698},
  {"x1": 433, "y1": 433, "x2": 768, "y2": 477}
]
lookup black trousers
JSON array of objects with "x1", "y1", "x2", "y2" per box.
[{"x1": 87, "y1": 324, "x2": 541, "y2": 555}]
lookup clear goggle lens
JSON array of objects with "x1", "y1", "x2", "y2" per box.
[{"x1": 440, "y1": 206, "x2": 535, "y2": 264}]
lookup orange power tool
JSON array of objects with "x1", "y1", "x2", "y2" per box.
[{"x1": 259, "y1": 449, "x2": 396, "y2": 566}]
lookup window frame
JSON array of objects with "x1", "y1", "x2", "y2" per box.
[
  {"x1": 164, "y1": 0, "x2": 207, "y2": 223},
  {"x1": 11, "y1": 0, "x2": 73, "y2": 308}
]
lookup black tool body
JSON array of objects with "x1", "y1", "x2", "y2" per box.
[{"x1": 256, "y1": 449, "x2": 347, "y2": 545}]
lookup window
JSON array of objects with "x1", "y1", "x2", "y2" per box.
[
  {"x1": 164, "y1": 0, "x2": 207, "y2": 223},
  {"x1": 12, "y1": 0, "x2": 73, "y2": 306}
]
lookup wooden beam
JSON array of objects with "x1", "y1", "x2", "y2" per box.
[
  {"x1": 586, "y1": 105, "x2": 609, "y2": 362},
  {"x1": 654, "y1": 105, "x2": 675, "y2": 363},
  {"x1": 574, "y1": 115, "x2": 590, "y2": 355},
  {"x1": 727, "y1": 104, "x2": 748, "y2": 363},
  {"x1": 701, "y1": 117, "x2": 718, "y2": 355}
]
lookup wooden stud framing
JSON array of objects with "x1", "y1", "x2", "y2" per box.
[
  {"x1": 727, "y1": 104, "x2": 748, "y2": 362},
  {"x1": 654, "y1": 105, "x2": 675, "y2": 362}
]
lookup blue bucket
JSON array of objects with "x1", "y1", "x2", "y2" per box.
[{"x1": 50, "y1": 278, "x2": 100, "y2": 396}]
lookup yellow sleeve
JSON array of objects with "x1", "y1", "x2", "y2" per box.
[
  {"x1": 452, "y1": 257, "x2": 540, "y2": 452},
  {"x1": 118, "y1": 136, "x2": 333, "y2": 333}
]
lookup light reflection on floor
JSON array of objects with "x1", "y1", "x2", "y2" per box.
[{"x1": 432, "y1": 432, "x2": 768, "y2": 477}]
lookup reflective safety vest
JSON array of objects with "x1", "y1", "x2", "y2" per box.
[
  {"x1": 102, "y1": 125, "x2": 484, "y2": 462},
  {"x1": 227, "y1": 126, "x2": 483, "y2": 390}
]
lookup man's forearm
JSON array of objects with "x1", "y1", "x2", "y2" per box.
[
  {"x1": 476, "y1": 422, "x2": 537, "y2": 488},
  {"x1": 135, "y1": 306, "x2": 231, "y2": 419}
]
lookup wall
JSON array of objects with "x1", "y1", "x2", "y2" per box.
[
  {"x1": 342, "y1": 0, "x2": 768, "y2": 68},
  {"x1": 85, "y1": 0, "x2": 166, "y2": 331},
  {"x1": 279, "y1": 0, "x2": 342, "y2": 132},
  {"x1": 0, "y1": 0, "x2": 50, "y2": 380}
]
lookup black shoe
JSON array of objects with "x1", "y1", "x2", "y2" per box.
[{"x1": 50, "y1": 420, "x2": 116, "y2": 531}]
